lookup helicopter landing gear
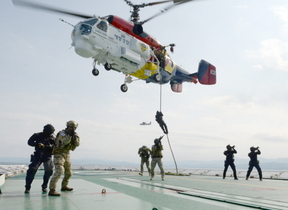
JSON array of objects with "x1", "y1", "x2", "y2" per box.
[
  {"x1": 92, "y1": 60, "x2": 99, "y2": 76},
  {"x1": 154, "y1": 73, "x2": 162, "y2": 83},
  {"x1": 92, "y1": 68, "x2": 99, "y2": 76},
  {"x1": 120, "y1": 75, "x2": 133, "y2": 93},
  {"x1": 120, "y1": 84, "x2": 128, "y2": 92},
  {"x1": 104, "y1": 63, "x2": 112, "y2": 70}
]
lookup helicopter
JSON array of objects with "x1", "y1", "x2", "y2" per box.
[
  {"x1": 140, "y1": 122, "x2": 151, "y2": 125},
  {"x1": 12, "y1": 0, "x2": 216, "y2": 93}
]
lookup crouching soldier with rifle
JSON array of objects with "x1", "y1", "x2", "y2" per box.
[
  {"x1": 25, "y1": 124, "x2": 55, "y2": 194},
  {"x1": 138, "y1": 145, "x2": 151, "y2": 176}
]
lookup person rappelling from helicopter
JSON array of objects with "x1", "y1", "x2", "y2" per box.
[{"x1": 155, "y1": 111, "x2": 168, "y2": 134}]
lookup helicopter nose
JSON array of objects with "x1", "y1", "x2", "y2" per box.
[{"x1": 74, "y1": 39, "x2": 95, "y2": 58}]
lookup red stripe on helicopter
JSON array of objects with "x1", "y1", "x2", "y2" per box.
[{"x1": 107, "y1": 15, "x2": 162, "y2": 49}]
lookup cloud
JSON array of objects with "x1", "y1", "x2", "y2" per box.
[
  {"x1": 253, "y1": 133, "x2": 287, "y2": 143},
  {"x1": 272, "y1": 6, "x2": 288, "y2": 27},
  {"x1": 246, "y1": 39, "x2": 288, "y2": 71},
  {"x1": 237, "y1": 5, "x2": 249, "y2": 10},
  {"x1": 252, "y1": 64, "x2": 263, "y2": 69}
]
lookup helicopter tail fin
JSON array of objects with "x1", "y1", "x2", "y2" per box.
[{"x1": 197, "y1": 60, "x2": 216, "y2": 85}]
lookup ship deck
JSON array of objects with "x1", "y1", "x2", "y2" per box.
[{"x1": 1, "y1": 170, "x2": 288, "y2": 210}]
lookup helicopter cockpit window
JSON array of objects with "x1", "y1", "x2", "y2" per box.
[
  {"x1": 79, "y1": 18, "x2": 98, "y2": 35},
  {"x1": 80, "y1": 24, "x2": 92, "y2": 35},
  {"x1": 97, "y1": 21, "x2": 107, "y2": 32}
]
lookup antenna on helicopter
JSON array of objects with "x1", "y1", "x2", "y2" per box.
[{"x1": 59, "y1": 18, "x2": 74, "y2": 27}]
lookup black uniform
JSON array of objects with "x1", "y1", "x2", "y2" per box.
[
  {"x1": 223, "y1": 146, "x2": 238, "y2": 180},
  {"x1": 155, "y1": 111, "x2": 168, "y2": 134},
  {"x1": 246, "y1": 147, "x2": 262, "y2": 181},
  {"x1": 25, "y1": 125, "x2": 55, "y2": 193}
]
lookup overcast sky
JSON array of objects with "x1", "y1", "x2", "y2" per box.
[{"x1": 1, "y1": 0, "x2": 288, "y2": 165}]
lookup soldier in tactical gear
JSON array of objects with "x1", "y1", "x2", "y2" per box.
[
  {"x1": 138, "y1": 145, "x2": 151, "y2": 176},
  {"x1": 48, "y1": 120, "x2": 80, "y2": 196},
  {"x1": 246, "y1": 146, "x2": 262, "y2": 181},
  {"x1": 150, "y1": 135, "x2": 165, "y2": 181},
  {"x1": 223, "y1": 144, "x2": 238, "y2": 180},
  {"x1": 155, "y1": 111, "x2": 168, "y2": 134},
  {"x1": 25, "y1": 124, "x2": 55, "y2": 194}
]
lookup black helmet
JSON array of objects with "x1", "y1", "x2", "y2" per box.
[
  {"x1": 226, "y1": 144, "x2": 231, "y2": 149},
  {"x1": 43, "y1": 124, "x2": 55, "y2": 136}
]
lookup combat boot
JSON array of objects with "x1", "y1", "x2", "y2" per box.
[
  {"x1": 61, "y1": 186, "x2": 73, "y2": 191},
  {"x1": 24, "y1": 186, "x2": 30, "y2": 194},
  {"x1": 48, "y1": 190, "x2": 60, "y2": 196}
]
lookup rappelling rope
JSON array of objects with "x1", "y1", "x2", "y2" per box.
[
  {"x1": 166, "y1": 134, "x2": 178, "y2": 175},
  {"x1": 159, "y1": 83, "x2": 162, "y2": 112},
  {"x1": 159, "y1": 82, "x2": 178, "y2": 174}
]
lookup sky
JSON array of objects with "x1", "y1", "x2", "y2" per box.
[{"x1": 1, "y1": 0, "x2": 288, "y2": 165}]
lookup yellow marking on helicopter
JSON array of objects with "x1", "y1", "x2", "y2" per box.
[
  {"x1": 164, "y1": 59, "x2": 175, "y2": 74},
  {"x1": 139, "y1": 43, "x2": 148, "y2": 52},
  {"x1": 130, "y1": 62, "x2": 158, "y2": 79}
]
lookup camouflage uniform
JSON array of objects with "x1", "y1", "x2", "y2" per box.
[
  {"x1": 150, "y1": 137, "x2": 164, "y2": 180},
  {"x1": 138, "y1": 146, "x2": 151, "y2": 175},
  {"x1": 49, "y1": 129, "x2": 80, "y2": 192}
]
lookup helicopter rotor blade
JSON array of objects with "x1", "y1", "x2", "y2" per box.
[
  {"x1": 141, "y1": 0, "x2": 194, "y2": 25},
  {"x1": 148, "y1": 0, "x2": 173, "y2": 6},
  {"x1": 173, "y1": 0, "x2": 194, "y2": 4},
  {"x1": 12, "y1": 0, "x2": 94, "y2": 19},
  {"x1": 125, "y1": 0, "x2": 172, "y2": 7}
]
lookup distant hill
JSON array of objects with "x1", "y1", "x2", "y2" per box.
[
  {"x1": 1, "y1": 157, "x2": 288, "y2": 170},
  {"x1": 167, "y1": 158, "x2": 288, "y2": 170}
]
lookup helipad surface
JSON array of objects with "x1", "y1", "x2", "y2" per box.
[{"x1": 1, "y1": 170, "x2": 288, "y2": 210}]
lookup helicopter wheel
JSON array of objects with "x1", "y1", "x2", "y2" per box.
[
  {"x1": 92, "y1": 68, "x2": 99, "y2": 76},
  {"x1": 120, "y1": 84, "x2": 128, "y2": 92},
  {"x1": 104, "y1": 63, "x2": 112, "y2": 71},
  {"x1": 154, "y1": 73, "x2": 162, "y2": 82}
]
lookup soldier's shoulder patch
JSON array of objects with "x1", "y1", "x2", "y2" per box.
[{"x1": 60, "y1": 131, "x2": 66, "y2": 136}]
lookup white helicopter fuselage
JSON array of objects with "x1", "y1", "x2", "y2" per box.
[
  {"x1": 12, "y1": 0, "x2": 216, "y2": 93},
  {"x1": 71, "y1": 17, "x2": 158, "y2": 77}
]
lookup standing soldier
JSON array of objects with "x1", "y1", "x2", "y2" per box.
[
  {"x1": 25, "y1": 124, "x2": 55, "y2": 193},
  {"x1": 48, "y1": 120, "x2": 80, "y2": 196},
  {"x1": 246, "y1": 146, "x2": 262, "y2": 181},
  {"x1": 150, "y1": 135, "x2": 165, "y2": 181},
  {"x1": 223, "y1": 145, "x2": 238, "y2": 180},
  {"x1": 138, "y1": 145, "x2": 151, "y2": 176}
]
